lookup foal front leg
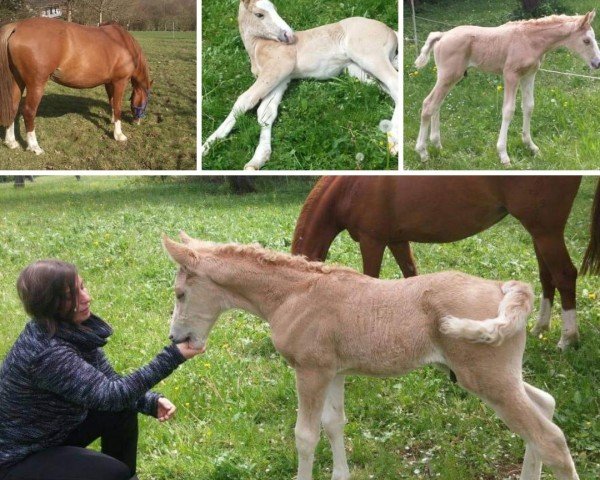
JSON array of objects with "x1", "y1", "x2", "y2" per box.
[
  {"x1": 295, "y1": 369, "x2": 333, "y2": 480},
  {"x1": 202, "y1": 75, "x2": 288, "y2": 158},
  {"x1": 244, "y1": 80, "x2": 289, "y2": 170},
  {"x1": 520, "y1": 73, "x2": 540, "y2": 155},
  {"x1": 496, "y1": 73, "x2": 519, "y2": 165},
  {"x1": 321, "y1": 375, "x2": 350, "y2": 480}
]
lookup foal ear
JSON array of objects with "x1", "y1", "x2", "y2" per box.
[
  {"x1": 162, "y1": 234, "x2": 198, "y2": 266},
  {"x1": 179, "y1": 230, "x2": 193, "y2": 245},
  {"x1": 241, "y1": 0, "x2": 253, "y2": 8},
  {"x1": 581, "y1": 10, "x2": 596, "y2": 28}
]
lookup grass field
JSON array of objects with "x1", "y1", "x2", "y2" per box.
[
  {"x1": 0, "y1": 31, "x2": 196, "y2": 171},
  {"x1": 404, "y1": 0, "x2": 600, "y2": 170},
  {"x1": 0, "y1": 176, "x2": 598, "y2": 479},
  {"x1": 201, "y1": 0, "x2": 398, "y2": 171}
]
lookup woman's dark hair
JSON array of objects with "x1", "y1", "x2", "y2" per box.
[{"x1": 16, "y1": 260, "x2": 79, "y2": 334}]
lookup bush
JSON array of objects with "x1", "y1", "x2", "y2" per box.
[{"x1": 509, "y1": 0, "x2": 571, "y2": 20}]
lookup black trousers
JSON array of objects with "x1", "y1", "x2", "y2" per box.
[{"x1": 1, "y1": 410, "x2": 138, "y2": 480}]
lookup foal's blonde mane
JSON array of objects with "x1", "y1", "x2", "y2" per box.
[
  {"x1": 208, "y1": 242, "x2": 358, "y2": 275},
  {"x1": 509, "y1": 14, "x2": 585, "y2": 28}
]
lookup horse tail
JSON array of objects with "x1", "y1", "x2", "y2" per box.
[
  {"x1": 581, "y1": 178, "x2": 600, "y2": 275},
  {"x1": 439, "y1": 281, "x2": 534, "y2": 346},
  {"x1": 0, "y1": 23, "x2": 17, "y2": 127},
  {"x1": 415, "y1": 31, "x2": 444, "y2": 69},
  {"x1": 291, "y1": 176, "x2": 342, "y2": 261}
]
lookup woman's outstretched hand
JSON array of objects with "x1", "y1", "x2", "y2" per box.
[
  {"x1": 157, "y1": 397, "x2": 177, "y2": 422},
  {"x1": 176, "y1": 341, "x2": 205, "y2": 360}
]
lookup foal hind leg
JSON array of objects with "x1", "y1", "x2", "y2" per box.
[
  {"x1": 321, "y1": 375, "x2": 350, "y2": 480},
  {"x1": 520, "y1": 72, "x2": 539, "y2": 155},
  {"x1": 346, "y1": 63, "x2": 374, "y2": 85},
  {"x1": 22, "y1": 83, "x2": 46, "y2": 155},
  {"x1": 244, "y1": 80, "x2": 289, "y2": 170}
]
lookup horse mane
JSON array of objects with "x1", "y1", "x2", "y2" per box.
[
  {"x1": 209, "y1": 242, "x2": 359, "y2": 276},
  {"x1": 509, "y1": 14, "x2": 584, "y2": 28},
  {"x1": 99, "y1": 21, "x2": 150, "y2": 85}
]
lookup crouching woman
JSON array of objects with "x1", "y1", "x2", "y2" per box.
[{"x1": 0, "y1": 260, "x2": 203, "y2": 480}]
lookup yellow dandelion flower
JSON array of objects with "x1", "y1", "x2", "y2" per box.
[
  {"x1": 588, "y1": 292, "x2": 596, "y2": 300},
  {"x1": 497, "y1": 85, "x2": 503, "y2": 92}
]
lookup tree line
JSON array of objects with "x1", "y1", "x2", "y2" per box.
[{"x1": 0, "y1": 0, "x2": 196, "y2": 31}]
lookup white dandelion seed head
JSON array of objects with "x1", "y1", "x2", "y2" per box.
[{"x1": 379, "y1": 119, "x2": 392, "y2": 133}]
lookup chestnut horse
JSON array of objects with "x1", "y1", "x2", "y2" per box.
[
  {"x1": 292, "y1": 176, "x2": 600, "y2": 350},
  {"x1": 0, "y1": 18, "x2": 152, "y2": 155}
]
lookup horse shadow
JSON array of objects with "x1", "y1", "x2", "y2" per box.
[{"x1": 0, "y1": 94, "x2": 126, "y2": 143}]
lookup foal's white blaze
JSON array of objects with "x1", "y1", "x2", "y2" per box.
[
  {"x1": 256, "y1": 0, "x2": 295, "y2": 43},
  {"x1": 113, "y1": 120, "x2": 128, "y2": 142},
  {"x1": 25, "y1": 130, "x2": 44, "y2": 155},
  {"x1": 4, "y1": 122, "x2": 18, "y2": 149}
]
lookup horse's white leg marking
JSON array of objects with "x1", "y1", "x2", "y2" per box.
[
  {"x1": 520, "y1": 73, "x2": 539, "y2": 155},
  {"x1": 295, "y1": 370, "x2": 331, "y2": 480},
  {"x1": 25, "y1": 130, "x2": 44, "y2": 155},
  {"x1": 4, "y1": 122, "x2": 19, "y2": 149},
  {"x1": 113, "y1": 120, "x2": 128, "y2": 142},
  {"x1": 558, "y1": 309, "x2": 579, "y2": 351},
  {"x1": 111, "y1": 111, "x2": 115, "y2": 124},
  {"x1": 244, "y1": 80, "x2": 289, "y2": 170},
  {"x1": 496, "y1": 73, "x2": 519, "y2": 165},
  {"x1": 202, "y1": 77, "x2": 280, "y2": 157},
  {"x1": 531, "y1": 295, "x2": 552, "y2": 336},
  {"x1": 346, "y1": 63, "x2": 374, "y2": 84},
  {"x1": 520, "y1": 383, "x2": 556, "y2": 480},
  {"x1": 321, "y1": 375, "x2": 350, "y2": 480}
]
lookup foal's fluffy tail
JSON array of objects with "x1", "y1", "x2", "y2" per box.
[
  {"x1": 439, "y1": 281, "x2": 534, "y2": 346},
  {"x1": 0, "y1": 23, "x2": 17, "y2": 127},
  {"x1": 415, "y1": 31, "x2": 444, "y2": 69}
]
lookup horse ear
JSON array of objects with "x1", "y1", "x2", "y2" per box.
[
  {"x1": 581, "y1": 10, "x2": 596, "y2": 28},
  {"x1": 163, "y1": 234, "x2": 198, "y2": 266},
  {"x1": 241, "y1": 0, "x2": 252, "y2": 8},
  {"x1": 179, "y1": 230, "x2": 193, "y2": 244}
]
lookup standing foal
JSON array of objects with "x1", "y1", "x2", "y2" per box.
[
  {"x1": 164, "y1": 233, "x2": 579, "y2": 480},
  {"x1": 202, "y1": 0, "x2": 399, "y2": 170},
  {"x1": 415, "y1": 12, "x2": 600, "y2": 165}
]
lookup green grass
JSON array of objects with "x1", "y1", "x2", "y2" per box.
[
  {"x1": 0, "y1": 176, "x2": 598, "y2": 479},
  {"x1": 0, "y1": 31, "x2": 196, "y2": 170},
  {"x1": 404, "y1": 0, "x2": 600, "y2": 170},
  {"x1": 201, "y1": 0, "x2": 398, "y2": 170}
]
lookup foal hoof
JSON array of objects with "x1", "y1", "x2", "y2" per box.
[
  {"x1": 243, "y1": 165, "x2": 258, "y2": 171},
  {"x1": 4, "y1": 140, "x2": 19, "y2": 150},
  {"x1": 417, "y1": 150, "x2": 429, "y2": 162},
  {"x1": 201, "y1": 143, "x2": 210, "y2": 157}
]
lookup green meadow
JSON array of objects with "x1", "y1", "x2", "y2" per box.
[
  {"x1": 404, "y1": 0, "x2": 600, "y2": 170},
  {"x1": 0, "y1": 31, "x2": 196, "y2": 171},
  {"x1": 0, "y1": 176, "x2": 598, "y2": 479},
  {"x1": 201, "y1": 0, "x2": 398, "y2": 171}
]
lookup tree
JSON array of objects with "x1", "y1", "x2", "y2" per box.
[{"x1": 522, "y1": 0, "x2": 541, "y2": 11}]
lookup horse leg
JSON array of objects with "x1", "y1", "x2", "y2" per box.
[
  {"x1": 531, "y1": 243, "x2": 555, "y2": 336},
  {"x1": 22, "y1": 83, "x2": 46, "y2": 155},
  {"x1": 388, "y1": 241, "x2": 418, "y2": 277},
  {"x1": 110, "y1": 79, "x2": 128, "y2": 142},
  {"x1": 4, "y1": 78, "x2": 23, "y2": 150},
  {"x1": 105, "y1": 83, "x2": 115, "y2": 123},
  {"x1": 321, "y1": 375, "x2": 350, "y2": 480},
  {"x1": 496, "y1": 72, "x2": 519, "y2": 165},
  {"x1": 295, "y1": 369, "x2": 333, "y2": 480},
  {"x1": 243, "y1": 80, "x2": 289, "y2": 170},
  {"x1": 346, "y1": 63, "x2": 374, "y2": 85},
  {"x1": 430, "y1": 108, "x2": 442, "y2": 149},
  {"x1": 530, "y1": 234, "x2": 578, "y2": 349},
  {"x1": 202, "y1": 73, "x2": 290, "y2": 157},
  {"x1": 359, "y1": 235, "x2": 386, "y2": 277},
  {"x1": 520, "y1": 72, "x2": 539, "y2": 155}
]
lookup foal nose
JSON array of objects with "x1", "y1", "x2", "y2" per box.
[
  {"x1": 280, "y1": 30, "x2": 295, "y2": 44},
  {"x1": 592, "y1": 58, "x2": 600, "y2": 69}
]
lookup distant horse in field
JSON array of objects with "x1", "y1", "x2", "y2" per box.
[
  {"x1": 164, "y1": 232, "x2": 580, "y2": 480},
  {"x1": 0, "y1": 18, "x2": 152, "y2": 155},
  {"x1": 202, "y1": 0, "x2": 399, "y2": 170},
  {"x1": 415, "y1": 12, "x2": 600, "y2": 165},
  {"x1": 292, "y1": 176, "x2": 600, "y2": 350}
]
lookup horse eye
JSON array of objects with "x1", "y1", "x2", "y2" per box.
[
  {"x1": 584, "y1": 38, "x2": 591, "y2": 45},
  {"x1": 176, "y1": 292, "x2": 185, "y2": 300},
  {"x1": 255, "y1": 13, "x2": 264, "y2": 19}
]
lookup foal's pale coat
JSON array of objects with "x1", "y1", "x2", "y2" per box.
[
  {"x1": 202, "y1": 0, "x2": 399, "y2": 170},
  {"x1": 415, "y1": 12, "x2": 600, "y2": 165},
  {"x1": 164, "y1": 233, "x2": 579, "y2": 480}
]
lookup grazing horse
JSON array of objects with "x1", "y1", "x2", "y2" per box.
[
  {"x1": 202, "y1": 0, "x2": 399, "y2": 170},
  {"x1": 292, "y1": 176, "x2": 600, "y2": 350},
  {"x1": 164, "y1": 233, "x2": 580, "y2": 480},
  {"x1": 415, "y1": 12, "x2": 600, "y2": 165},
  {"x1": 0, "y1": 18, "x2": 152, "y2": 155}
]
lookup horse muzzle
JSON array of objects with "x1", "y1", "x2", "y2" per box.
[
  {"x1": 279, "y1": 30, "x2": 295, "y2": 44},
  {"x1": 591, "y1": 58, "x2": 600, "y2": 69}
]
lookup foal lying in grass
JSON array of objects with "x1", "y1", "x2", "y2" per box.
[{"x1": 164, "y1": 232, "x2": 579, "y2": 480}]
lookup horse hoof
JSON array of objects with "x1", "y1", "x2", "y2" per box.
[
  {"x1": 27, "y1": 146, "x2": 44, "y2": 155},
  {"x1": 4, "y1": 140, "x2": 19, "y2": 150},
  {"x1": 531, "y1": 323, "x2": 549, "y2": 337},
  {"x1": 557, "y1": 331, "x2": 580, "y2": 351},
  {"x1": 201, "y1": 143, "x2": 210, "y2": 157},
  {"x1": 114, "y1": 134, "x2": 128, "y2": 142},
  {"x1": 243, "y1": 165, "x2": 258, "y2": 171},
  {"x1": 500, "y1": 157, "x2": 511, "y2": 166}
]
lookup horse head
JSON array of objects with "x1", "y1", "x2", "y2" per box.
[
  {"x1": 564, "y1": 11, "x2": 600, "y2": 69},
  {"x1": 239, "y1": 0, "x2": 295, "y2": 44},
  {"x1": 130, "y1": 80, "x2": 152, "y2": 124}
]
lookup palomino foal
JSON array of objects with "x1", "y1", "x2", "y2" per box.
[
  {"x1": 415, "y1": 12, "x2": 600, "y2": 165},
  {"x1": 164, "y1": 233, "x2": 579, "y2": 480},
  {"x1": 202, "y1": 0, "x2": 399, "y2": 170}
]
